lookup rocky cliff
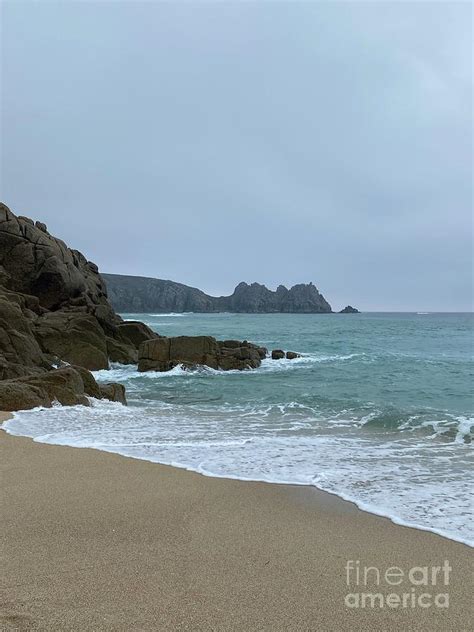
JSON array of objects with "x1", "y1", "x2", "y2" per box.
[
  {"x1": 102, "y1": 274, "x2": 216, "y2": 313},
  {"x1": 0, "y1": 204, "x2": 158, "y2": 410},
  {"x1": 0, "y1": 204, "x2": 276, "y2": 410},
  {"x1": 103, "y1": 275, "x2": 333, "y2": 313}
]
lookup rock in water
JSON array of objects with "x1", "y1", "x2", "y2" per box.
[
  {"x1": 0, "y1": 367, "x2": 110, "y2": 411},
  {"x1": 271, "y1": 350, "x2": 285, "y2": 360},
  {"x1": 339, "y1": 305, "x2": 359, "y2": 313},
  {"x1": 286, "y1": 351, "x2": 301, "y2": 360},
  {"x1": 98, "y1": 383, "x2": 127, "y2": 405},
  {"x1": 138, "y1": 336, "x2": 267, "y2": 372}
]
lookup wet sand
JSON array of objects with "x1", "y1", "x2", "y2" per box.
[{"x1": 1, "y1": 422, "x2": 472, "y2": 631}]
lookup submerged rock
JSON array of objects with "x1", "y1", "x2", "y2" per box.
[{"x1": 138, "y1": 336, "x2": 267, "y2": 372}]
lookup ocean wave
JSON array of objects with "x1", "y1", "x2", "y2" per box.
[
  {"x1": 92, "y1": 353, "x2": 365, "y2": 383},
  {"x1": 3, "y1": 399, "x2": 473, "y2": 547},
  {"x1": 92, "y1": 364, "x2": 474, "y2": 446},
  {"x1": 122, "y1": 313, "x2": 189, "y2": 320},
  {"x1": 359, "y1": 411, "x2": 473, "y2": 442},
  {"x1": 7, "y1": 310, "x2": 472, "y2": 549},
  {"x1": 149, "y1": 312, "x2": 188, "y2": 317}
]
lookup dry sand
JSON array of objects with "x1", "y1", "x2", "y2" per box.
[{"x1": 1, "y1": 419, "x2": 472, "y2": 631}]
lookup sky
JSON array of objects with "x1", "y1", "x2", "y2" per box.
[{"x1": 1, "y1": 1, "x2": 472, "y2": 311}]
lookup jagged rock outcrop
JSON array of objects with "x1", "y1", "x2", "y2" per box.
[
  {"x1": 138, "y1": 336, "x2": 267, "y2": 372},
  {"x1": 0, "y1": 203, "x2": 158, "y2": 410},
  {"x1": 103, "y1": 274, "x2": 333, "y2": 313},
  {"x1": 220, "y1": 282, "x2": 332, "y2": 313},
  {"x1": 339, "y1": 305, "x2": 359, "y2": 313}
]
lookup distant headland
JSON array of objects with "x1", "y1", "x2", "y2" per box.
[{"x1": 103, "y1": 274, "x2": 358, "y2": 314}]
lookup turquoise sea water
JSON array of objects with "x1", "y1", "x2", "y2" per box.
[{"x1": 5, "y1": 312, "x2": 473, "y2": 545}]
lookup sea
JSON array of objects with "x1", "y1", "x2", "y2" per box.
[{"x1": 4, "y1": 312, "x2": 473, "y2": 546}]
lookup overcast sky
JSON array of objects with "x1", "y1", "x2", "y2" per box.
[{"x1": 1, "y1": 1, "x2": 472, "y2": 311}]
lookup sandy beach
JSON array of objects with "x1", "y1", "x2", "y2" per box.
[{"x1": 1, "y1": 418, "x2": 472, "y2": 631}]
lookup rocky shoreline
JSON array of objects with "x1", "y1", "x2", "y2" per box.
[{"x1": 0, "y1": 204, "x2": 282, "y2": 412}]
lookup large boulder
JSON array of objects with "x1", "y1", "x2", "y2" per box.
[
  {"x1": 70, "y1": 364, "x2": 108, "y2": 399},
  {"x1": 217, "y1": 341, "x2": 264, "y2": 370},
  {"x1": 98, "y1": 383, "x2": 127, "y2": 405},
  {"x1": 15, "y1": 367, "x2": 90, "y2": 407},
  {"x1": 117, "y1": 321, "x2": 161, "y2": 348},
  {"x1": 0, "y1": 382, "x2": 51, "y2": 411},
  {"x1": 0, "y1": 367, "x2": 89, "y2": 410},
  {"x1": 138, "y1": 336, "x2": 219, "y2": 372},
  {"x1": 138, "y1": 336, "x2": 267, "y2": 372},
  {"x1": 0, "y1": 366, "x2": 128, "y2": 411},
  {"x1": 34, "y1": 311, "x2": 109, "y2": 370}
]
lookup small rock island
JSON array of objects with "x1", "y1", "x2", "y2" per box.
[{"x1": 339, "y1": 305, "x2": 360, "y2": 313}]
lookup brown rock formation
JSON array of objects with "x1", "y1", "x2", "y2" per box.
[
  {"x1": 0, "y1": 203, "x2": 158, "y2": 410},
  {"x1": 138, "y1": 336, "x2": 267, "y2": 372},
  {"x1": 271, "y1": 350, "x2": 285, "y2": 360},
  {"x1": 0, "y1": 203, "x2": 273, "y2": 409}
]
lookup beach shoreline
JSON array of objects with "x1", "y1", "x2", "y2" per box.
[{"x1": 1, "y1": 425, "x2": 472, "y2": 631}]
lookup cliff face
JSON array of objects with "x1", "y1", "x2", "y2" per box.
[
  {"x1": 102, "y1": 275, "x2": 216, "y2": 313},
  {"x1": 103, "y1": 275, "x2": 333, "y2": 314},
  {"x1": 0, "y1": 204, "x2": 282, "y2": 411},
  {"x1": 0, "y1": 204, "x2": 157, "y2": 410}
]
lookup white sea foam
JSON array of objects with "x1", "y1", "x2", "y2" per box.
[
  {"x1": 5, "y1": 312, "x2": 473, "y2": 548},
  {"x1": 93, "y1": 353, "x2": 364, "y2": 383},
  {"x1": 454, "y1": 417, "x2": 474, "y2": 443},
  {"x1": 3, "y1": 398, "x2": 473, "y2": 547},
  {"x1": 150, "y1": 313, "x2": 188, "y2": 317}
]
